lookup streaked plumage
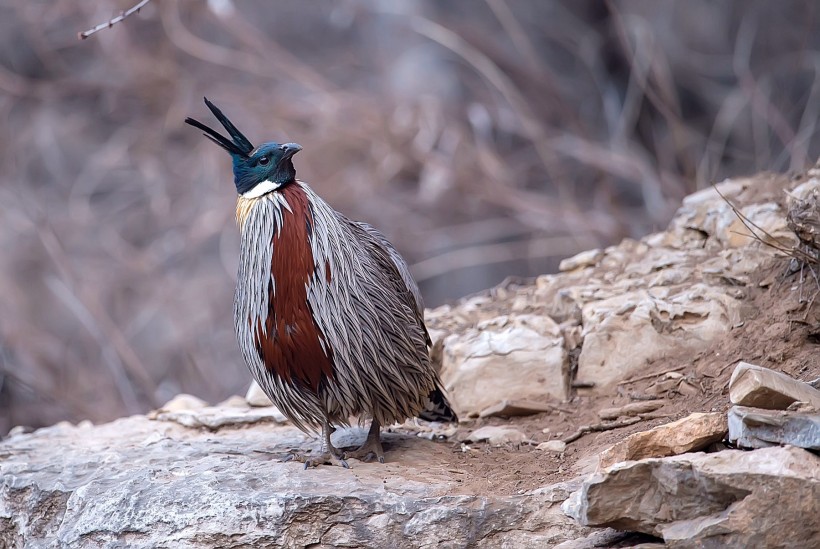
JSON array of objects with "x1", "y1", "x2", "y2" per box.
[{"x1": 186, "y1": 98, "x2": 456, "y2": 466}]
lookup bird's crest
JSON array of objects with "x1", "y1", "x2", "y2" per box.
[{"x1": 184, "y1": 97, "x2": 255, "y2": 157}]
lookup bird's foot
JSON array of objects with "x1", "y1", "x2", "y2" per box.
[
  {"x1": 344, "y1": 437, "x2": 385, "y2": 464},
  {"x1": 283, "y1": 449, "x2": 349, "y2": 469}
]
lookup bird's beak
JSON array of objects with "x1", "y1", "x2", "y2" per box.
[{"x1": 281, "y1": 143, "x2": 303, "y2": 156}]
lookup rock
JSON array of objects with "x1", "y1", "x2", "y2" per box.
[
  {"x1": 245, "y1": 380, "x2": 273, "y2": 407},
  {"x1": 598, "y1": 412, "x2": 726, "y2": 469},
  {"x1": 786, "y1": 177, "x2": 820, "y2": 250},
  {"x1": 729, "y1": 361, "x2": 820, "y2": 410},
  {"x1": 150, "y1": 399, "x2": 287, "y2": 429},
  {"x1": 400, "y1": 421, "x2": 459, "y2": 441},
  {"x1": 218, "y1": 395, "x2": 251, "y2": 408},
  {"x1": 440, "y1": 314, "x2": 567, "y2": 417},
  {"x1": 538, "y1": 440, "x2": 567, "y2": 453},
  {"x1": 559, "y1": 249, "x2": 604, "y2": 272},
  {"x1": 728, "y1": 405, "x2": 820, "y2": 450},
  {"x1": 479, "y1": 399, "x2": 556, "y2": 418},
  {"x1": 465, "y1": 425, "x2": 531, "y2": 445},
  {"x1": 668, "y1": 178, "x2": 794, "y2": 249},
  {"x1": 564, "y1": 446, "x2": 820, "y2": 546},
  {"x1": 575, "y1": 285, "x2": 742, "y2": 391},
  {"x1": 157, "y1": 393, "x2": 208, "y2": 412},
  {"x1": 787, "y1": 401, "x2": 818, "y2": 412},
  {"x1": 0, "y1": 412, "x2": 588, "y2": 547},
  {"x1": 427, "y1": 173, "x2": 793, "y2": 407},
  {"x1": 598, "y1": 401, "x2": 664, "y2": 420},
  {"x1": 553, "y1": 530, "x2": 661, "y2": 549}
]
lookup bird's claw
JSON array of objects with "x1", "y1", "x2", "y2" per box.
[{"x1": 344, "y1": 440, "x2": 385, "y2": 464}]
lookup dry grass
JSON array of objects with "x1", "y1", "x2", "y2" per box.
[{"x1": 0, "y1": 0, "x2": 818, "y2": 430}]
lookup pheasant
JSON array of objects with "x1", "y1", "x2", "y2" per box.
[{"x1": 185, "y1": 98, "x2": 457, "y2": 467}]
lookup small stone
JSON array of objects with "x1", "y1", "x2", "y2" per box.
[
  {"x1": 537, "y1": 440, "x2": 567, "y2": 453},
  {"x1": 245, "y1": 380, "x2": 273, "y2": 407},
  {"x1": 559, "y1": 249, "x2": 604, "y2": 272},
  {"x1": 7, "y1": 426, "x2": 32, "y2": 437},
  {"x1": 158, "y1": 393, "x2": 208, "y2": 412},
  {"x1": 466, "y1": 425, "x2": 531, "y2": 445},
  {"x1": 787, "y1": 401, "x2": 817, "y2": 412},
  {"x1": 218, "y1": 395, "x2": 250, "y2": 408}
]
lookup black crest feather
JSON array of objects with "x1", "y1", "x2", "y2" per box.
[{"x1": 184, "y1": 97, "x2": 255, "y2": 157}]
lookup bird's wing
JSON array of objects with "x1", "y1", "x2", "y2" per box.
[{"x1": 350, "y1": 220, "x2": 431, "y2": 346}]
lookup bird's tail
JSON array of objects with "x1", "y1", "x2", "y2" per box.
[{"x1": 418, "y1": 387, "x2": 459, "y2": 423}]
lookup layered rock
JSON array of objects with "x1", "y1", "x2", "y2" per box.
[
  {"x1": 0, "y1": 412, "x2": 587, "y2": 548},
  {"x1": 563, "y1": 446, "x2": 820, "y2": 547}
]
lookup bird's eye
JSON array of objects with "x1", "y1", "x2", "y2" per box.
[{"x1": 258, "y1": 156, "x2": 270, "y2": 166}]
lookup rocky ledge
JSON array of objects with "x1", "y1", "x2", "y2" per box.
[{"x1": 0, "y1": 402, "x2": 587, "y2": 548}]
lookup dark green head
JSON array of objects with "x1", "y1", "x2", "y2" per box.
[{"x1": 185, "y1": 98, "x2": 302, "y2": 197}]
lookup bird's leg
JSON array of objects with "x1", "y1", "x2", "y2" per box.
[
  {"x1": 344, "y1": 419, "x2": 385, "y2": 463},
  {"x1": 285, "y1": 421, "x2": 349, "y2": 469},
  {"x1": 324, "y1": 424, "x2": 342, "y2": 457}
]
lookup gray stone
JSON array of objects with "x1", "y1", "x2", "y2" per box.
[
  {"x1": 563, "y1": 446, "x2": 820, "y2": 547},
  {"x1": 728, "y1": 405, "x2": 820, "y2": 450},
  {"x1": 0, "y1": 410, "x2": 588, "y2": 548}
]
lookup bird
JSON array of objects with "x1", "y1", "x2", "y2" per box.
[{"x1": 185, "y1": 98, "x2": 457, "y2": 467}]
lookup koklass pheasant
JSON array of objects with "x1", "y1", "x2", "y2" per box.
[{"x1": 185, "y1": 99, "x2": 457, "y2": 467}]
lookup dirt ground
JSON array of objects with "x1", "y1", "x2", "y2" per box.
[{"x1": 379, "y1": 172, "x2": 820, "y2": 498}]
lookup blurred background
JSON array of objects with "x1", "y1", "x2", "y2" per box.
[{"x1": 1, "y1": 0, "x2": 818, "y2": 431}]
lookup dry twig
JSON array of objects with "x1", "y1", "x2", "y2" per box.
[
  {"x1": 79, "y1": 0, "x2": 152, "y2": 40},
  {"x1": 617, "y1": 365, "x2": 686, "y2": 386},
  {"x1": 562, "y1": 417, "x2": 643, "y2": 444}
]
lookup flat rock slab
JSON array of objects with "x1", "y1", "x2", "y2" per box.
[
  {"x1": 728, "y1": 405, "x2": 820, "y2": 450},
  {"x1": 563, "y1": 446, "x2": 820, "y2": 547},
  {"x1": 598, "y1": 412, "x2": 726, "y2": 469},
  {"x1": 0, "y1": 413, "x2": 587, "y2": 548},
  {"x1": 729, "y1": 361, "x2": 820, "y2": 410}
]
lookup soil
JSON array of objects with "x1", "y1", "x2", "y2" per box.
[{"x1": 379, "y1": 171, "x2": 820, "y2": 498}]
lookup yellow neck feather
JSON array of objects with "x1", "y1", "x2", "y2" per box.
[{"x1": 235, "y1": 196, "x2": 258, "y2": 229}]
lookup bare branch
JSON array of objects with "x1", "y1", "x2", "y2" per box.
[{"x1": 78, "y1": 0, "x2": 152, "y2": 40}]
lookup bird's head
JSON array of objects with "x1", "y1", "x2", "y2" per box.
[{"x1": 185, "y1": 98, "x2": 302, "y2": 197}]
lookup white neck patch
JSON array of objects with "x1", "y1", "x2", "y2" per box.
[{"x1": 241, "y1": 180, "x2": 279, "y2": 199}]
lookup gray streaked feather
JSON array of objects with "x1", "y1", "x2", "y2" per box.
[{"x1": 234, "y1": 181, "x2": 447, "y2": 433}]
